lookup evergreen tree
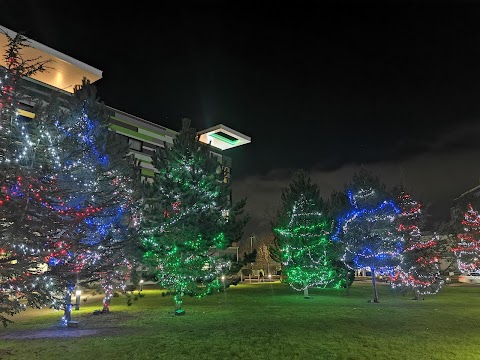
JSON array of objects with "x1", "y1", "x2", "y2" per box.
[
  {"x1": 141, "y1": 118, "x2": 248, "y2": 315},
  {"x1": 0, "y1": 32, "x2": 59, "y2": 326},
  {"x1": 332, "y1": 168, "x2": 403, "y2": 303},
  {"x1": 452, "y1": 203, "x2": 480, "y2": 274},
  {"x1": 326, "y1": 190, "x2": 354, "y2": 293},
  {"x1": 46, "y1": 79, "x2": 141, "y2": 323},
  {"x1": 273, "y1": 170, "x2": 337, "y2": 298},
  {"x1": 390, "y1": 191, "x2": 442, "y2": 299}
]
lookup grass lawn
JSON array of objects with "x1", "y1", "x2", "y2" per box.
[{"x1": 0, "y1": 280, "x2": 479, "y2": 360}]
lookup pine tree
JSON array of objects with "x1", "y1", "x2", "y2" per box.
[
  {"x1": 141, "y1": 118, "x2": 248, "y2": 314},
  {"x1": 390, "y1": 191, "x2": 442, "y2": 299},
  {"x1": 46, "y1": 79, "x2": 141, "y2": 323},
  {"x1": 452, "y1": 203, "x2": 480, "y2": 274},
  {"x1": 332, "y1": 168, "x2": 403, "y2": 303},
  {"x1": 0, "y1": 32, "x2": 59, "y2": 326},
  {"x1": 273, "y1": 170, "x2": 337, "y2": 298}
]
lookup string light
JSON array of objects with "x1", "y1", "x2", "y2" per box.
[
  {"x1": 333, "y1": 188, "x2": 403, "y2": 286},
  {"x1": 274, "y1": 196, "x2": 338, "y2": 295},
  {"x1": 141, "y1": 119, "x2": 234, "y2": 313},
  {"x1": 452, "y1": 203, "x2": 480, "y2": 273}
]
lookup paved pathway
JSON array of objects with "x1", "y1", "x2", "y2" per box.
[{"x1": 0, "y1": 329, "x2": 98, "y2": 339}]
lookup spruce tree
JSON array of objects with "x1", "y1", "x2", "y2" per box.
[
  {"x1": 141, "y1": 118, "x2": 248, "y2": 314},
  {"x1": 47, "y1": 79, "x2": 141, "y2": 322},
  {"x1": 452, "y1": 203, "x2": 480, "y2": 274},
  {"x1": 326, "y1": 190, "x2": 355, "y2": 293},
  {"x1": 273, "y1": 170, "x2": 337, "y2": 298},
  {"x1": 390, "y1": 191, "x2": 442, "y2": 299},
  {"x1": 0, "y1": 32, "x2": 59, "y2": 326},
  {"x1": 142, "y1": 119, "x2": 246, "y2": 315}
]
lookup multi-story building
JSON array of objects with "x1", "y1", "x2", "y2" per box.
[{"x1": 0, "y1": 25, "x2": 251, "y2": 186}]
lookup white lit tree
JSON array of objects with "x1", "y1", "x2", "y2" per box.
[
  {"x1": 0, "y1": 31, "x2": 59, "y2": 326},
  {"x1": 45, "y1": 79, "x2": 142, "y2": 323}
]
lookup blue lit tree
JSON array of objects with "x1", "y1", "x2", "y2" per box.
[
  {"x1": 47, "y1": 79, "x2": 141, "y2": 323},
  {"x1": 273, "y1": 170, "x2": 337, "y2": 298},
  {"x1": 332, "y1": 168, "x2": 403, "y2": 303}
]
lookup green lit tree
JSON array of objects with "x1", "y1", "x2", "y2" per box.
[
  {"x1": 141, "y1": 118, "x2": 248, "y2": 315},
  {"x1": 273, "y1": 170, "x2": 337, "y2": 298}
]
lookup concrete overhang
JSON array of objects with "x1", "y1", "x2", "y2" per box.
[
  {"x1": 0, "y1": 25, "x2": 102, "y2": 93},
  {"x1": 198, "y1": 124, "x2": 251, "y2": 150}
]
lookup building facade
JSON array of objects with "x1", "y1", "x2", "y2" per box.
[{"x1": 0, "y1": 25, "x2": 251, "y2": 185}]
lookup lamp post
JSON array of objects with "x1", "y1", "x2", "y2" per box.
[{"x1": 139, "y1": 279, "x2": 144, "y2": 292}]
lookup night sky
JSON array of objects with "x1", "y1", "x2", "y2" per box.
[{"x1": 2, "y1": 2, "x2": 480, "y2": 236}]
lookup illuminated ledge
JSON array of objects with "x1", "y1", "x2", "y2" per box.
[
  {"x1": 198, "y1": 124, "x2": 251, "y2": 150},
  {"x1": 0, "y1": 25, "x2": 102, "y2": 93}
]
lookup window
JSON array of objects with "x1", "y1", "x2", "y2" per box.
[
  {"x1": 128, "y1": 138, "x2": 142, "y2": 151},
  {"x1": 117, "y1": 134, "x2": 129, "y2": 145},
  {"x1": 224, "y1": 166, "x2": 231, "y2": 183}
]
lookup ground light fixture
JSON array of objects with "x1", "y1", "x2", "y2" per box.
[{"x1": 139, "y1": 279, "x2": 144, "y2": 291}]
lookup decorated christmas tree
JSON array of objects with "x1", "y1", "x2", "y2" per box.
[
  {"x1": 46, "y1": 79, "x2": 141, "y2": 323},
  {"x1": 332, "y1": 168, "x2": 403, "y2": 303},
  {"x1": 273, "y1": 170, "x2": 337, "y2": 298},
  {"x1": 141, "y1": 118, "x2": 247, "y2": 315},
  {"x1": 0, "y1": 32, "x2": 59, "y2": 326},
  {"x1": 389, "y1": 191, "x2": 442, "y2": 299},
  {"x1": 452, "y1": 203, "x2": 480, "y2": 274}
]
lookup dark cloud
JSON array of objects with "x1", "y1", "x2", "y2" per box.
[{"x1": 234, "y1": 148, "x2": 480, "y2": 238}]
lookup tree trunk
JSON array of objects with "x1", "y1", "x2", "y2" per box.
[
  {"x1": 102, "y1": 292, "x2": 111, "y2": 312},
  {"x1": 371, "y1": 268, "x2": 379, "y2": 303},
  {"x1": 102, "y1": 275, "x2": 113, "y2": 312},
  {"x1": 414, "y1": 288, "x2": 420, "y2": 300},
  {"x1": 63, "y1": 288, "x2": 72, "y2": 324},
  {"x1": 174, "y1": 289, "x2": 185, "y2": 314},
  {"x1": 304, "y1": 287, "x2": 310, "y2": 298},
  {"x1": 345, "y1": 271, "x2": 350, "y2": 296}
]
